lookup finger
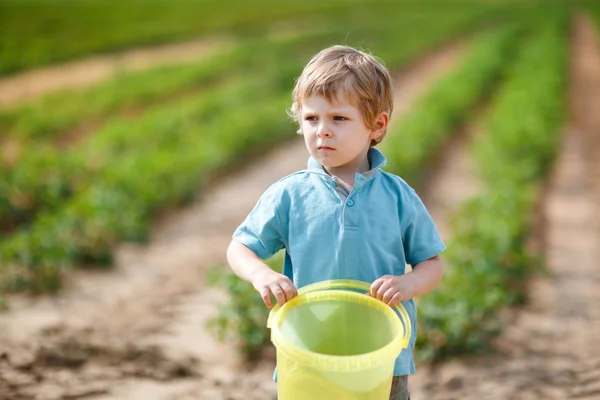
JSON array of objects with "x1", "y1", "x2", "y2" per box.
[
  {"x1": 282, "y1": 278, "x2": 298, "y2": 297},
  {"x1": 376, "y1": 280, "x2": 394, "y2": 301},
  {"x1": 261, "y1": 289, "x2": 273, "y2": 308},
  {"x1": 370, "y1": 278, "x2": 385, "y2": 297},
  {"x1": 382, "y1": 287, "x2": 397, "y2": 304},
  {"x1": 388, "y1": 293, "x2": 402, "y2": 307},
  {"x1": 271, "y1": 284, "x2": 286, "y2": 306},
  {"x1": 280, "y1": 280, "x2": 297, "y2": 301}
]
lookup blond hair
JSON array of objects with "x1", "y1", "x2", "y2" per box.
[{"x1": 289, "y1": 45, "x2": 394, "y2": 146}]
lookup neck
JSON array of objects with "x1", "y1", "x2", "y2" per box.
[{"x1": 324, "y1": 154, "x2": 370, "y2": 188}]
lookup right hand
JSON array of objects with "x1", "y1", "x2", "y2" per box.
[{"x1": 251, "y1": 269, "x2": 297, "y2": 308}]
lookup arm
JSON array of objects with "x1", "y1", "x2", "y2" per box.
[
  {"x1": 226, "y1": 239, "x2": 297, "y2": 308},
  {"x1": 368, "y1": 255, "x2": 443, "y2": 306}
]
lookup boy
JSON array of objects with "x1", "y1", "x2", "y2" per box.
[{"x1": 227, "y1": 45, "x2": 445, "y2": 400}]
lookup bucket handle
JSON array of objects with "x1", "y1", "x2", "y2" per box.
[{"x1": 267, "y1": 279, "x2": 411, "y2": 348}]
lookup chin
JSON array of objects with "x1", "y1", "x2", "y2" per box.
[
  {"x1": 311, "y1": 151, "x2": 344, "y2": 168},
  {"x1": 320, "y1": 159, "x2": 344, "y2": 169}
]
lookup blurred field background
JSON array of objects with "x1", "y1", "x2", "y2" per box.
[{"x1": 1, "y1": 1, "x2": 600, "y2": 399}]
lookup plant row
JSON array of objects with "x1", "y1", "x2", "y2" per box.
[
  {"x1": 383, "y1": 24, "x2": 521, "y2": 185},
  {"x1": 416, "y1": 14, "x2": 569, "y2": 361},
  {"x1": 0, "y1": 9, "x2": 493, "y2": 243},
  {"x1": 0, "y1": 78, "x2": 280, "y2": 233},
  {"x1": 0, "y1": 0, "x2": 379, "y2": 76},
  {"x1": 0, "y1": 4, "x2": 496, "y2": 145},
  {"x1": 0, "y1": 1, "x2": 494, "y2": 76},
  {"x1": 0, "y1": 28, "x2": 365, "y2": 235},
  {"x1": 0, "y1": 26, "x2": 377, "y2": 234},
  {"x1": 588, "y1": 3, "x2": 600, "y2": 29},
  {"x1": 0, "y1": 8, "x2": 497, "y2": 296},
  {"x1": 0, "y1": 25, "x2": 361, "y2": 233},
  {"x1": 0, "y1": 26, "x2": 368, "y2": 143},
  {"x1": 0, "y1": 89, "x2": 292, "y2": 293}
]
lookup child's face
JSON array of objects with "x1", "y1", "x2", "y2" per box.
[{"x1": 300, "y1": 92, "x2": 385, "y2": 174}]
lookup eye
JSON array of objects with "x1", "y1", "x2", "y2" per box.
[
  {"x1": 304, "y1": 116, "x2": 318, "y2": 121},
  {"x1": 333, "y1": 116, "x2": 347, "y2": 121}
]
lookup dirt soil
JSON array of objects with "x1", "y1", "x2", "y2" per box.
[
  {"x1": 0, "y1": 37, "x2": 467, "y2": 399},
  {"x1": 409, "y1": 14, "x2": 600, "y2": 400}
]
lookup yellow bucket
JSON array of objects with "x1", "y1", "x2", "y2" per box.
[{"x1": 267, "y1": 280, "x2": 411, "y2": 400}]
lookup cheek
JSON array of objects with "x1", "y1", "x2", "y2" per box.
[
  {"x1": 301, "y1": 123, "x2": 316, "y2": 137},
  {"x1": 301, "y1": 125, "x2": 314, "y2": 142}
]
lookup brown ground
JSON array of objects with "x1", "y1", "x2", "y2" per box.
[{"x1": 0, "y1": 36, "x2": 467, "y2": 399}]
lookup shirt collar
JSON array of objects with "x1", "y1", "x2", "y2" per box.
[{"x1": 307, "y1": 147, "x2": 387, "y2": 179}]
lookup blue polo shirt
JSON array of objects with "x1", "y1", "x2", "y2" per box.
[{"x1": 233, "y1": 147, "x2": 446, "y2": 376}]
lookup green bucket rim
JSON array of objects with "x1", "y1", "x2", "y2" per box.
[{"x1": 269, "y1": 288, "x2": 410, "y2": 372}]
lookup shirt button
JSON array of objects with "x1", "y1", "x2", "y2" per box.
[{"x1": 347, "y1": 199, "x2": 355, "y2": 207}]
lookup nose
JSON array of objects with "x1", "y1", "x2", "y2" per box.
[{"x1": 316, "y1": 122, "x2": 332, "y2": 138}]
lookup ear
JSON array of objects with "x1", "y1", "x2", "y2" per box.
[{"x1": 369, "y1": 112, "x2": 389, "y2": 141}]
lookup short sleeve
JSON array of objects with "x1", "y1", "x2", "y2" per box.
[
  {"x1": 402, "y1": 188, "x2": 446, "y2": 265},
  {"x1": 232, "y1": 185, "x2": 286, "y2": 260}
]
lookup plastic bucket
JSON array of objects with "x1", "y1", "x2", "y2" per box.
[{"x1": 267, "y1": 280, "x2": 411, "y2": 400}]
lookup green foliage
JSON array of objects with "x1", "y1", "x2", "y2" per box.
[
  {"x1": 0, "y1": 6, "x2": 499, "y2": 295},
  {"x1": 0, "y1": 0, "x2": 499, "y2": 76},
  {"x1": 582, "y1": 5, "x2": 600, "y2": 71},
  {"x1": 0, "y1": 81, "x2": 255, "y2": 234},
  {"x1": 0, "y1": 0, "x2": 372, "y2": 76},
  {"x1": 416, "y1": 13, "x2": 569, "y2": 361},
  {"x1": 0, "y1": 87, "x2": 291, "y2": 291},
  {"x1": 0, "y1": 28, "x2": 356, "y2": 143},
  {"x1": 0, "y1": 4, "x2": 494, "y2": 145},
  {"x1": 584, "y1": 0, "x2": 600, "y2": 23},
  {"x1": 384, "y1": 24, "x2": 521, "y2": 186},
  {"x1": 0, "y1": 39, "x2": 314, "y2": 234},
  {"x1": 1, "y1": 5, "x2": 494, "y2": 238},
  {"x1": 207, "y1": 253, "x2": 284, "y2": 360}
]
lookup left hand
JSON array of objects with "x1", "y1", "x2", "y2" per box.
[{"x1": 367, "y1": 275, "x2": 414, "y2": 307}]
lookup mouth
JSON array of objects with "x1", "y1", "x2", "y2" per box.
[{"x1": 318, "y1": 146, "x2": 335, "y2": 151}]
